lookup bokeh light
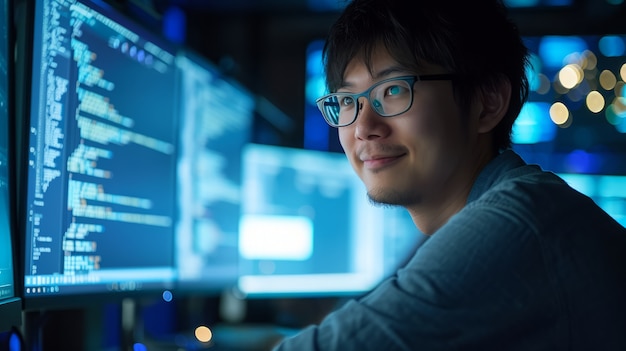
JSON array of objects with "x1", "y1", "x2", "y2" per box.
[
  {"x1": 599, "y1": 70, "x2": 617, "y2": 90},
  {"x1": 195, "y1": 325, "x2": 213, "y2": 343},
  {"x1": 558, "y1": 64, "x2": 583, "y2": 89},
  {"x1": 599, "y1": 35, "x2": 626, "y2": 57},
  {"x1": 549, "y1": 102, "x2": 570, "y2": 125},
  {"x1": 162, "y1": 290, "x2": 173, "y2": 302},
  {"x1": 586, "y1": 91, "x2": 605, "y2": 113}
]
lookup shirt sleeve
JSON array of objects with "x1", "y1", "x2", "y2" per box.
[{"x1": 272, "y1": 202, "x2": 564, "y2": 351}]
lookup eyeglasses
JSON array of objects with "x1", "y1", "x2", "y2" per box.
[{"x1": 316, "y1": 74, "x2": 456, "y2": 127}]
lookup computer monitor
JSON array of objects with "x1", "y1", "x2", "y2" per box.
[
  {"x1": 174, "y1": 49, "x2": 255, "y2": 295},
  {"x1": 0, "y1": 0, "x2": 23, "y2": 333},
  {"x1": 19, "y1": 0, "x2": 180, "y2": 310},
  {"x1": 237, "y1": 143, "x2": 423, "y2": 297}
]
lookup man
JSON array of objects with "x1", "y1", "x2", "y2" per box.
[{"x1": 273, "y1": 0, "x2": 626, "y2": 350}]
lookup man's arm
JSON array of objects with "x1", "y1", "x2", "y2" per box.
[{"x1": 273, "y1": 205, "x2": 562, "y2": 351}]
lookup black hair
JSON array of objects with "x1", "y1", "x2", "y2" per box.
[{"x1": 322, "y1": 0, "x2": 530, "y2": 151}]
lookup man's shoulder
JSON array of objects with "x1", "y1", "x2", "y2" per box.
[{"x1": 465, "y1": 162, "x2": 625, "y2": 238}]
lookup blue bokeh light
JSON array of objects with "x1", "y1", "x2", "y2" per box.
[
  {"x1": 512, "y1": 102, "x2": 557, "y2": 144},
  {"x1": 599, "y1": 36, "x2": 626, "y2": 57},
  {"x1": 9, "y1": 331, "x2": 22, "y2": 351},
  {"x1": 163, "y1": 6, "x2": 186, "y2": 44},
  {"x1": 538, "y1": 36, "x2": 587, "y2": 69},
  {"x1": 565, "y1": 149, "x2": 598, "y2": 173}
]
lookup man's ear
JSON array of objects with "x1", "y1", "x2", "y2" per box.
[{"x1": 477, "y1": 76, "x2": 511, "y2": 134}]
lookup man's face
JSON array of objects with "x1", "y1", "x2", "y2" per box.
[{"x1": 337, "y1": 48, "x2": 484, "y2": 215}]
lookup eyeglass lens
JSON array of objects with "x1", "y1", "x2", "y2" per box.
[{"x1": 319, "y1": 79, "x2": 413, "y2": 126}]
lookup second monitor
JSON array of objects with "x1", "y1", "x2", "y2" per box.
[
  {"x1": 174, "y1": 49, "x2": 256, "y2": 295},
  {"x1": 237, "y1": 143, "x2": 424, "y2": 298}
]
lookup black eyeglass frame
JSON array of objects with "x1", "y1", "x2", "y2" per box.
[{"x1": 316, "y1": 74, "x2": 457, "y2": 127}]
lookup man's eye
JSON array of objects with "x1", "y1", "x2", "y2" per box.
[
  {"x1": 340, "y1": 96, "x2": 354, "y2": 106},
  {"x1": 386, "y1": 85, "x2": 403, "y2": 96}
]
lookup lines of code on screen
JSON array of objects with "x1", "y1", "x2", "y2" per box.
[{"x1": 23, "y1": 0, "x2": 178, "y2": 297}]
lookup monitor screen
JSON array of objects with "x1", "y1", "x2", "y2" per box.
[
  {"x1": 237, "y1": 143, "x2": 423, "y2": 297},
  {"x1": 21, "y1": 0, "x2": 179, "y2": 310},
  {"x1": 174, "y1": 49, "x2": 255, "y2": 294},
  {"x1": 0, "y1": 0, "x2": 23, "y2": 332}
]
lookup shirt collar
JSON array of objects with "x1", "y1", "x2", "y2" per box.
[{"x1": 467, "y1": 149, "x2": 527, "y2": 204}]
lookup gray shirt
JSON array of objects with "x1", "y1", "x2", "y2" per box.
[{"x1": 273, "y1": 150, "x2": 626, "y2": 351}]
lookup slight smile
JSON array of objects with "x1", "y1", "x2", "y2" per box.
[{"x1": 362, "y1": 154, "x2": 405, "y2": 171}]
